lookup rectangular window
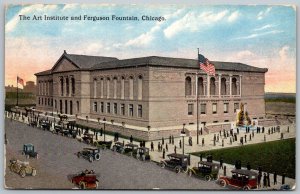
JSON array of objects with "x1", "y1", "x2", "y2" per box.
[
  {"x1": 224, "y1": 120, "x2": 229, "y2": 122},
  {"x1": 93, "y1": 102, "x2": 97, "y2": 112},
  {"x1": 77, "y1": 101, "x2": 79, "y2": 112},
  {"x1": 107, "y1": 102, "x2": 111, "y2": 114},
  {"x1": 234, "y1": 103, "x2": 239, "y2": 113},
  {"x1": 200, "y1": 104, "x2": 206, "y2": 114},
  {"x1": 121, "y1": 104, "x2": 125, "y2": 115},
  {"x1": 212, "y1": 103, "x2": 217, "y2": 114},
  {"x1": 188, "y1": 104, "x2": 193, "y2": 115},
  {"x1": 38, "y1": 98, "x2": 40, "y2": 105},
  {"x1": 224, "y1": 103, "x2": 229, "y2": 113},
  {"x1": 101, "y1": 102, "x2": 104, "y2": 113},
  {"x1": 114, "y1": 103, "x2": 117, "y2": 114},
  {"x1": 138, "y1": 105, "x2": 142, "y2": 118},
  {"x1": 129, "y1": 104, "x2": 133, "y2": 117},
  {"x1": 213, "y1": 121, "x2": 218, "y2": 123}
]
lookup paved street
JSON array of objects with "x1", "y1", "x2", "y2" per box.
[{"x1": 4, "y1": 118, "x2": 224, "y2": 190}]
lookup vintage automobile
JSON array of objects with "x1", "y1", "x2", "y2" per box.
[
  {"x1": 112, "y1": 142, "x2": 125, "y2": 153},
  {"x1": 29, "y1": 120, "x2": 37, "y2": 127},
  {"x1": 70, "y1": 170, "x2": 99, "y2": 189},
  {"x1": 187, "y1": 161, "x2": 220, "y2": 181},
  {"x1": 53, "y1": 122, "x2": 63, "y2": 134},
  {"x1": 123, "y1": 143, "x2": 139, "y2": 156},
  {"x1": 77, "y1": 148, "x2": 101, "y2": 162},
  {"x1": 78, "y1": 134, "x2": 94, "y2": 144},
  {"x1": 64, "y1": 129, "x2": 77, "y2": 138},
  {"x1": 40, "y1": 120, "x2": 51, "y2": 131},
  {"x1": 93, "y1": 140, "x2": 113, "y2": 150},
  {"x1": 9, "y1": 159, "x2": 37, "y2": 178},
  {"x1": 218, "y1": 169, "x2": 258, "y2": 190},
  {"x1": 22, "y1": 144, "x2": 38, "y2": 159},
  {"x1": 133, "y1": 147, "x2": 151, "y2": 161},
  {"x1": 159, "y1": 153, "x2": 190, "y2": 173}
]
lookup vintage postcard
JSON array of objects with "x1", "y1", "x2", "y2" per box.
[{"x1": 4, "y1": 4, "x2": 296, "y2": 190}]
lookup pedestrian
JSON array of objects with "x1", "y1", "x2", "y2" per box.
[
  {"x1": 281, "y1": 133, "x2": 284, "y2": 140},
  {"x1": 189, "y1": 137, "x2": 192, "y2": 146},
  {"x1": 220, "y1": 157, "x2": 224, "y2": 169},
  {"x1": 230, "y1": 137, "x2": 232, "y2": 145},
  {"x1": 213, "y1": 139, "x2": 216, "y2": 146},
  {"x1": 223, "y1": 165, "x2": 227, "y2": 176},
  {"x1": 217, "y1": 134, "x2": 219, "y2": 142},
  {"x1": 237, "y1": 128, "x2": 239, "y2": 135},
  {"x1": 158, "y1": 142, "x2": 161, "y2": 152},
  {"x1": 267, "y1": 172, "x2": 270, "y2": 187},
  {"x1": 282, "y1": 173, "x2": 286, "y2": 184},
  {"x1": 214, "y1": 134, "x2": 216, "y2": 142},
  {"x1": 169, "y1": 135, "x2": 171, "y2": 144},
  {"x1": 263, "y1": 173, "x2": 267, "y2": 188},
  {"x1": 162, "y1": 148, "x2": 165, "y2": 159},
  {"x1": 244, "y1": 134, "x2": 247, "y2": 143},
  {"x1": 258, "y1": 173, "x2": 262, "y2": 188},
  {"x1": 151, "y1": 141, "x2": 154, "y2": 151},
  {"x1": 200, "y1": 128, "x2": 203, "y2": 135},
  {"x1": 123, "y1": 140, "x2": 125, "y2": 146},
  {"x1": 226, "y1": 131, "x2": 229, "y2": 138},
  {"x1": 249, "y1": 134, "x2": 252, "y2": 141},
  {"x1": 172, "y1": 135, "x2": 174, "y2": 145},
  {"x1": 162, "y1": 137, "x2": 164, "y2": 145},
  {"x1": 234, "y1": 134, "x2": 237, "y2": 141},
  {"x1": 202, "y1": 138, "x2": 204, "y2": 146},
  {"x1": 273, "y1": 171, "x2": 277, "y2": 185},
  {"x1": 200, "y1": 153, "x2": 203, "y2": 161},
  {"x1": 268, "y1": 128, "x2": 270, "y2": 135},
  {"x1": 179, "y1": 139, "x2": 182, "y2": 149},
  {"x1": 287, "y1": 126, "x2": 289, "y2": 133},
  {"x1": 262, "y1": 126, "x2": 265, "y2": 133},
  {"x1": 264, "y1": 134, "x2": 266, "y2": 142},
  {"x1": 246, "y1": 162, "x2": 251, "y2": 170},
  {"x1": 222, "y1": 139, "x2": 224, "y2": 147},
  {"x1": 258, "y1": 166, "x2": 262, "y2": 175},
  {"x1": 257, "y1": 127, "x2": 259, "y2": 133},
  {"x1": 166, "y1": 143, "x2": 168, "y2": 152},
  {"x1": 219, "y1": 130, "x2": 222, "y2": 136},
  {"x1": 130, "y1": 135, "x2": 133, "y2": 143},
  {"x1": 140, "y1": 141, "x2": 143, "y2": 147},
  {"x1": 174, "y1": 145, "x2": 177, "y2": 154}
]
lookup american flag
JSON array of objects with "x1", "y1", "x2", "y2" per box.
[
  {"x1": 198, "y1": 54, "x2": 215, "y2": 76},
  {"x1": 17, "y1": 76, "x2": 24, "y2": 86}
]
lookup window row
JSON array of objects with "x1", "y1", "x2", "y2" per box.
[
  {"x1": 38, "y1": 80, "x2": 53, "y2": 96},
  {"x1": 38, "y1": 97, "x2": 53, "y2": 107},
  {"x1": 185, "y1": 76, "x2": 239, "y2": 96},
  {"x1": 93, "y1": 75, "x2": 143, "y2": 100},
  {"x1": 93, "y1": 102, "x2": 143, "y2": 118},
  {"x1": 59, "y1": 76, "x2": 75, "y2": 96},
  {"x1": 188, "y1": 102, "x2": 240, "y2": 115}
]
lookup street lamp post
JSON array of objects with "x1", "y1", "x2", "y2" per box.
[
  {"x1": 181, "y1": 123, "x2": 186, "y2": 155},
  {"x1": 103, "y1": 117, "x2": 106, "y2": 142}
]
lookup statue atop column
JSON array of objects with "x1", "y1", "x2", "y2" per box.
[{"x1": 236, "y1": 103, "x2": 251, "y2": 126}]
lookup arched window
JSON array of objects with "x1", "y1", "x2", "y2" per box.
[
  {"x1": 185, "y1": 76, "x2": 192, "y2": 96},
  {"x1": 197, "y1": 77, "x2": 204, "y2": 95},
  {"x1": 210, "y1": 77, "x2": 216, "y2": 95},
  {"x1": 121, "y1": 76, "x2": 125, "y2": 99},
  {"x1": 71, "y1": 77, "x2": 75, "y2": 95},
  {"x1": 221, "y1": 78, "x2": 227, "y2": 95},
  {"x1": 60, "y1": 78, "x2": 64, "y2": 96},
  {"x1": 138, "y1": 75, "x2": 143, "y2": 100},
  {"x1": 66, "y1": 77, "x2": 69, "y2": 96},
  {"x1": 232, "y1": 77, "x2": 238, "y2": 95},
  {"x1": 113, "y1": 77, "x2": 117, "y2": 99},
  {"x1": 129, "y1": 76, "x2": 134, "y2": 99},
  {"x1": 106, "y1": 77, "x2": 110, "y2": 98}
]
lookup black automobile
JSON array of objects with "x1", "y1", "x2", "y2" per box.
[
  {"x1": 77, "y1": 148, "x2": 101, "y2": 163},
  {"x1": 40, "y1": 120, "x2": 51, "y2": 131},
  {"x1": 123, "y1": 143, "x2": 139, "y2": 156},
  {"x1": 29, "y1": 120, "x2": 37, "y2": 127},
  {"x1": 134, "y1": 147, "x2": 151, "y2": 161},
  {"x1": 159, "y1": 153, "x2": 190, "y2": 173},
  {"x1": 93, "y1": 140, "x2": 113, "y2": 150},
  {"x1": 22, "y1": 144, "x2": 39, "y2": 159},
  {"x1": 53, "y1": 122, "x2": 63, "y2": 134},
  {"x1": 112, "y1": 142, "x2": 125, "y2": 153}
]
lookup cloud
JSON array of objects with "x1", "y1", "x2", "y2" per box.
[
  {"x1": 257, "y1": 7, "x2": 272, "y2": 20},
  {"x1": 164, "y1": 10, "x2": 229, "y2": 38},
  {"x1": 124, "y1": 25, "x2": 160, "y2": 47},
  {"x1": 279, "y1": 45, "x2": 289, "y2": 63},
  {"x1": 5, "y1": 4, "x2": 58, "y2": 33},
  {"x1": 236, "y1": 50, "x2": 255, "y2": 60},
  {"x1": 228, "y1": 11, "x2": 239, "y2": 22},
  {"x1": 253, "y1": 24, "x2": 276, "y2": 31},
  {"x1": 233, "y1": 30, "x2": 283, "y2": 40},
  {"x1": 62, "y1": 4, "x2": 78, "y2": 10}
]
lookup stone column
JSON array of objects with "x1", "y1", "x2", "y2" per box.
[
  {"x1": 218, "y1": 74, "x2": 221, "y2": 98},
  {"x1": 65, "y1": 76, "x2": 68, "y2": 97},
  {"x1": 229, "y1": 75, "x2": 232, "y2": 96},
  {"x1": 239, "y1": 75, "x2": 242, "y2": 96},
  {"x1": 69, "y1": 76, "x2": 73, "y2": 97},
  {"x1": 207, "y1": 75, "x2": 210, "y2": 97}
]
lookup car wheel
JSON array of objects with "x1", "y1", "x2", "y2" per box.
[
  {"x1": 19, "y1": 169, "x2": 26, "y2": 178},
  {"x1": 21, "y1": 151, "x2": 25, "y2": 155},
  {"x1": 175, "y1": 166, "x2": 181, "y2": 174},
  {"x1": 79, "y1": 181, "x2": 86, "y2": 189},
  {"x1": 31, "y1": 168, "x2": 37, "y2": 176},
  {"x1": 188, "y1": 169, "x2": 193, "y2": 177},
  {"x1": 160, "y1": 162, "x2": 165, "y2": 168},
  {"x1": 94, "y1": 153, "x2": 100, "y2": 161},
  {"x1": 219, "y1": 179, "x2": 227, "y2": 187},
  {"x1": 243, "y1": 186, "x2": 250, "y2": 190},
  {"x1": 89, "y1": 156, "x2": 93, "y2": 163},
  {"x1": 205, "y1": 175, "x2": 211, "y2": 181}
]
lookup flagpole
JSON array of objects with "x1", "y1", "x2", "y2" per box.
[
  {"x1": 196, "y1": 48, "x2": 199, "y2": 145},
  {"x1": 16, "y1": 76, "x2": 19, "y2": 107}
]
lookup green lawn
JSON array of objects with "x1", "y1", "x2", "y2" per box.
[{"x1": 191, "y1": 138, "x2": 295, "y2": 178}]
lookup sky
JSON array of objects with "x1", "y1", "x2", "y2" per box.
[{"x1": 5, "y1": 4, "x2": 296, "y2": 93}]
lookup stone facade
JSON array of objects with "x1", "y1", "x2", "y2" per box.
[{"x1": 35, "y1": 51, "x2": 268, "y2": 133}]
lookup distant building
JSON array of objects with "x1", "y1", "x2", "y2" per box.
[
  {"x1": 5, "y1": 85, "x2": 20, "y2": 93},
  {"x1": 23, "y1": 81, "x2": 36, "y2": 94}
]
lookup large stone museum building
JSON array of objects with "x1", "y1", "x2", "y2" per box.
[{"x1": 35, "y1": 51, "x2": 268, "y2": 133}]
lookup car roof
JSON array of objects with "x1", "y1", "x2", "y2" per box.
[
  {"x1": 199, "y1": 161, "x2": 220, "y2": 167},
  {"x1": 231, "y1": 169, "x2": 258, "y2": 176},
  {"x1": 24, "y1": 143, "x2": 33, "y2": 146},
  {"x1": 115, "y1": 142, "x2": 123, "y2": 145},
  {"x1": 125, "y1": 143, "x2": 138, "y2": 147},
  {"x1": 167, "y1": 153, "x2": 189, "y2": 159},
  {"x1": 83, "y1": 148, "x2": 99, "y2": 150}
]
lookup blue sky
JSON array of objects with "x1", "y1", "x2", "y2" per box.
[{"x1": 5, "y1": 4, "x2": 296, "y2": 92}]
